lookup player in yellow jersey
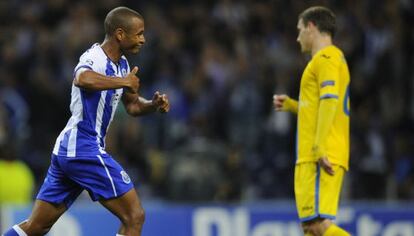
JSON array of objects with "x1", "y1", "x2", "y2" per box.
[{"x1": 273, "y1": 6, "x2": 350, "y2": 236}]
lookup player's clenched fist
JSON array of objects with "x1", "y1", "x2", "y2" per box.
[
  {"x1": 273, "y1": 94, "x2": 298, "y2": 113},
  {"x1": 273, "y1": 94, "x2": 288, "y2": 111},
  {"x1": 152, "y1": 91, "x2": 170, "y2": 113}
]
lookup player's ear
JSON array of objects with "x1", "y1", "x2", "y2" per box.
[
  {"x1": 114, "y1": 28, "x2": 124, "y2": 41},
  {"x1": 307, "y1": 21, "x2": 317, "y2": 31}
]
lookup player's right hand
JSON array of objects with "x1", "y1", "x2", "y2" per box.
[
  {"x1": 273, "y1": 94, "x2": 288, "y2": 111},
  {"x1": 125, "y1": 66, "x2": 140, "y2": 93},
  {"x1": 318, "y1": 157, "x2": 335, "y2": 175}
]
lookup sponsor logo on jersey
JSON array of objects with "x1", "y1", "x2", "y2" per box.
[{"x1": 86, "y1": 59, "x2": 94, "y2": 66}]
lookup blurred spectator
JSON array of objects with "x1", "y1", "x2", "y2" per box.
[
  {"x1": 0, "y1": 72, "x2": 30, "y2": 149},
  {"x1": 0, "y1": 144, "x2": 34, "y2": 206},
  {"x1": 166, "y1": 137, "x2": 243, "y2": 201},
  {"x1": 393, "y1": 132, "x2": 414, "y2": 199},
  {"x1": 0, "y1": 98, "x2": 8, "y2": 146}
]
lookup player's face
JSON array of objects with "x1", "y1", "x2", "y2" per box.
[
  {"x1": 120, "y1": 17, "x2": 146, "y2": 54},
  {"x1": 296, "y1": 19, "x2": 312, "y2": 53}
]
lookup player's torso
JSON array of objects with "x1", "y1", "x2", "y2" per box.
[
  {"x1": 297, "y1": 46, "x2": 350, "y2": 168},
  {"x1": 53, "y1": 44, "x2": 129, "y2": 157}
]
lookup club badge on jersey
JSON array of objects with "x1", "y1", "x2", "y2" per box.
[{"x1": 121, "y1": 170, "x2": 131, "y2": 184}]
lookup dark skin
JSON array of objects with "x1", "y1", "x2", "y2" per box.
[{"x1": 18, "y1": 16, "x2": 169, "y2": 236}]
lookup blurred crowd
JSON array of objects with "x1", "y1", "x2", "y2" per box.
[{"x1": 0, "y1": 0, "x2": 413, "y2": 204}]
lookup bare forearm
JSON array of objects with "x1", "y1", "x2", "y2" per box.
[
  {"x1": 124, "y1": 94, "x2": 157, "y2": 116},
  {"x1": 75, "y1": 70, "x2": 128, "y2": 91},
  {"x1": 135, "y1": 97, "x2": 158, "y2": 115}
]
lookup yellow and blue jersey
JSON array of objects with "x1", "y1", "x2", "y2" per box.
[{"x1": 296, "y1": 45, "x2": 350, "y2": 170}]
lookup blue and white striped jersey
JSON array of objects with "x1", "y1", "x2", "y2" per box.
[{"x1": 53, "y1": 43, "x2": 130, "y2": 157}]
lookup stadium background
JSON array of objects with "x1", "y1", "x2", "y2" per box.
[{"x1": 0, "y1": 0, "x2": 413, "y2": 235}]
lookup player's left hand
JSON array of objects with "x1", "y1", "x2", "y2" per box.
[{"x1": 152, "y1": 91, "x2": 170, "y2": 113}]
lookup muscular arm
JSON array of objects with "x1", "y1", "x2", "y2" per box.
[
  {"x1": 74, "y1": 66, "x2": 139, "y2": 93},
  {"x1": 74, "y1": 69, "x2": 127, "y2": 91},
  {"x1": 121, "y1": 92, "x2": 157, "y2": 117}
]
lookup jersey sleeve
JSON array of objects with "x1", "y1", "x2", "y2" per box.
[
  {"x1": 73, "y1": 48, "x2": 101, "y2": 78},
  {"x1": 316, "y1": 53, "x2": 340, "y2": 100}
]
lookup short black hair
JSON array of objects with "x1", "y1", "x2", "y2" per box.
[
  {"x1": 299, "y1": 6, "x2": 336, "y2": 37},
  {"x1": 104, "y1": 6, "x2": 143, "y2": 36}
]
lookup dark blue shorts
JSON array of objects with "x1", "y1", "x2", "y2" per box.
[{"x1": 37, "y1": 153, "x2": 134, "y2": 208}]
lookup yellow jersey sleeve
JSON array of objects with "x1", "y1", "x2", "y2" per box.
[
  {"x1": 283, "y1": 97, "x2": 298, "y2": 114},
  {"x1": 315, "y1": 53, "x2": 341, "y2": 100}
]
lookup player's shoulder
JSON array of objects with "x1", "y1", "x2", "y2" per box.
[
  {"x1": 315, "y1": 45, "x2": 343, "y2": 64},
  {"x1": 78, "y1": 43, "x2": 107, "y2": 68},
  {"x1": 80, "y1": 43, "x2": 103, "y2": 60},
  {"x1": 80, "y1": 43, "x2": 100, "y2": 55}
]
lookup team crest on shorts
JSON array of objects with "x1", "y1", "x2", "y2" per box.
[{"x1": 120, "y1": 170, "x2": 131, "y2": 184}]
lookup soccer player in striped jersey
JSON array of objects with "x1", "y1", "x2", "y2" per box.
[
  {"x1": 3, "y1": 7, "x2": 169, "y2": 236},
  {"x1": 273, "y1": 6, "x2": 350, "y2": 236}
]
